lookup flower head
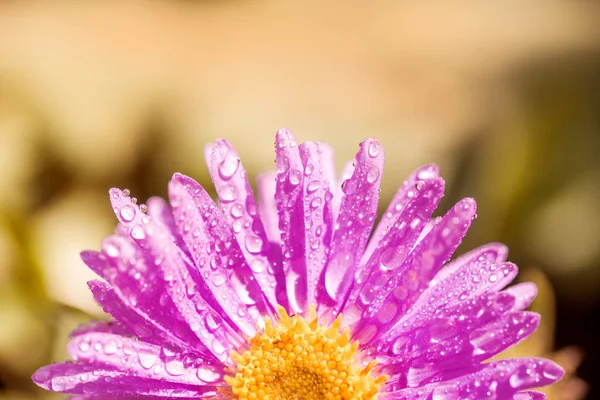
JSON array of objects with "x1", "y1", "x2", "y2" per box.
[{"x1": 33, "y1": 129, "x2": 564, "y2": 399}]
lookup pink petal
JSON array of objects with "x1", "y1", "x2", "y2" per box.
[
  {"x1": 256, "y1": 172, "x2": 280, "y2": 243},
  {"x1": 208, "y1": 139, "x2": 282, "y2": 310},
  {"x1": 318, "y1": 138, "x2": 384, "y2": 318},
  {"x1": 168, "y1": 173, "x2": 272, "y2": 335},
  {"x1": 32, "y1": 362, "x2": 218, "y2": 397},
  {"x1": 362, "y1": 164, "x2": 440, "y2": 264},
  {"x1": 83, "y1": 249, "x2": 206, "y2": 354},
  {"x1": 109, "y1": 188, "x2": 243, "y2": 363},
  {"x1": 342, "y1": 178, "x2": 445, "y2": 329},
  {"x1": 298, "y1": 141, "x2": 335, "y2": 307},
  {"x1": 68, "y1": 332, "x2": 224, "y2": 385},
  {"x1": 505, "y1": 282, "x2": 539, "y2": 311},
  {"x1": 383, "y1": 358, "x2": 563, "y2": 399},
  {"x1": 274, "y1": 129, "x2": 308, "y2": 314},
  {"x1": 352, "y1": 198, "x2": 477, "y2": 346}
]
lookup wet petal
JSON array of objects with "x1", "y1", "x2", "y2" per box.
[
  {"x1": 32, "y1": 362, "x2": 219, "y2": 397},
  {"x1": 352, "y1": 198, "x2": 477, "y2": 346},
  {"x1": 298, "y1": 142, "x2": 334, "y2": 307},
  {"x1": 383, "y1": 358, "x2": 563, "y2": 399},
  {"x1": 168, "y1": 174, "x2": 272, "y2": 336},
  {"x1": 208, "y1": 139, "x2": 281, "y2": 310},
  {"x1": 318, "y1": 138, "x2": 384, "y2": 318},
  {"x1": 109, "y1": 188, "x2": 242, "y2": 363},
  {"x1": 256, "y1": 172, "x2": 280, "y2": 243},
  {"x1": 362, "y1": 164, "x2": 440, "y2": 264},
  {"x1": 505, "y1": 282, "x2": 538, "y2": 311},
  {"x1": 342, "y1": 178, "x2": 445, "y2": 329},
  {"x1": 274, "y1": 129, "x2": 308, "y2": 314},
  {"x1": 67, "y1": 332, "x2": 224, "y2": 385}
]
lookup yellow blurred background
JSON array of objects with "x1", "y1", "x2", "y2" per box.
[{"x1": 1, "y1": 1, "x2": 599, "y2": 399}]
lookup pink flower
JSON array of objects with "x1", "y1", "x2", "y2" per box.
[{"x1": 33, "y1": 129, "x2": 563, "y2": 399}]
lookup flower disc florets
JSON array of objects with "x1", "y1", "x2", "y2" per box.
[{"x1": 225, "y1": 306, "x2": 387, "y2": 400}]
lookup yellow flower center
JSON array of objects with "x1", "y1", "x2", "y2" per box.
[{"x1": 224, "y1": 306, "x2": 388, "y2": 400}]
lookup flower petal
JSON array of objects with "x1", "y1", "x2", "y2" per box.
[
  {"x1": 67, "y1": 332, "x2": 224, "y2": 385},
  {"x1": 298, "y1": 141, "x2": 335, "y2": 307},
  {"x1": 83, "y1": 250, "x2": 205, "y2": 354},
  {"x1": 505, "y1": 282, "x2": 538, "y2": 311},
  {"x1": 32, "y1": 362, "x2": 219, "y2": 397},
  {"x1": 256, "y1": 171, "x2": 280, "y2": 243},
  {"x1": 352, "y1": 198, "x2": 477, "y2": 346},
  {"x1": 383, "y1": 358, "x2": 563, "y2": 399},
  {"x1": 274, "y1": 129, "x2": 308, "y2": 314},
  {"x1": 342, "y1": 178, "x2": 445, "y2": 329},
  {"x1": 109, "y1": 188, "x2": 243, "y2": 363},
  {"x1": 318, "y1": 138, "x2": 384, "y2": 318},
  {"x1": 168, "y1": 173, "x2": 273, "y2": 336},
  {"x1": 208, "y1": 139, "x2": 282, "y2": 310},
  {"x1": 430, "y1": 242, "x2": 509, "y2": 287},
  {"x1": 362, "y1": 164, "x2": 440, "y2": 264}
]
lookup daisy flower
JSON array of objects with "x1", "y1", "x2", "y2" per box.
[{"x1": 33, "y1": 129, "x2": 563, "y2": 399}]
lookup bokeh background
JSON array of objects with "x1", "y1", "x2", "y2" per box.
[{"x1": 1, "y1": 1, "x2": 599, "y2": 399}]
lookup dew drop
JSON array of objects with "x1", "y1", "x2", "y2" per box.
[
  {"x1": 210, "y1": 273, "x2": 226, "y2": 286},
  {"x1": 130, "y1": 225, "x2": 146, "y2": 240},
  {"x1": 219, "y1": 153, "x2": 240, "y2": 179},
  {"x1": 219, "y1": 185, "x2": 237, "y2": 203},
  {"x1": 244, "y1": 234, "x2": 263, "y2": 254},
  {"x1": 310, "y1": 197, "x2": 322, "y2": 209},
  {"x1": 307, "y1": 180, "x2": 321, "y2": 193},
  {"x1": 139, "y1": 353, "x2": 157, "y2": 369},
  {"x1": 341, "y1": 179, "x2": 357, "y2": 195},
  {"x1": 120, "y1": 205, "x2": 136, "y2": 222},
  {"x1": 368, "y1": 141, "x2": 381, "y2": 158},
  {"x1": 249, "y1": 259, "x2": 266, "y2": 273},
  {"x1": 197, "y1": 367, "x2": 221, "y2": 383}
]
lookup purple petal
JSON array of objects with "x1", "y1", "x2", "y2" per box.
[
  {"x1": 505, "y1": 282, "x2": 538, "y2": 311},
  {"x1": 168, "y1": 174, "x2": 272, "y2": 335},
  {"x1": 32, "y1": 362, "x2": 219, "y2": 397},
  {"x1": 513, "y1": 391, "x2": 547, "y2": 400},
  {"x1": 342, "y1": 178, "x2": 445, "y2": 330},
  {"x1": 332, "y1": 159, "x2": 355, "y2": 219},
  {"x1": 352, "y1": 198, "x2": 477, "y2": 346},
  {"x1": 430, "y1": 242, "x2": 509, "y2": 287},
  {"x1": 87, "y1": 280, "x2": 188, "y2": 352},
  {"x1": 82, "y1": 248, "x2": 207, "y2": 354},
  {"x1": 208, "y1": 139, "x2": 281, "y2": 310},
  {"x1": 383, "y1": 358, "x2": 563, "y2": 399},
  {"x1": 362, "y1": 164, "x2": 440, "y2": 264},
  {"x1": 318, "y1": 138, "x2": 384, "y2": 318},
  {"x1": 274, "y1": 129, "x2": 308, "y2": 314},
  {"x1": 256, "y1": 172, "x2": 280, "y2": 243},
  {"x1": 109, "y1": 188, "x2": 243, "y2": 363},
  {"x1": 298, "y1": 141, "x2": 335, "y2": 307},
  {"x1": 67, "y1": 332, "x2": 224, "y2": 385}
]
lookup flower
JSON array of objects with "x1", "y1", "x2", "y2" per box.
[{"x1": 33, "y1": 129, "x2": 564, "y2": 399}]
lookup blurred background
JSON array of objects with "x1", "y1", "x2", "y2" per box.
[{"x1": 1, "y1": 1, "x2": 599, "y2": 399}]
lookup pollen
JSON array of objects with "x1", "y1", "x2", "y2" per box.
[{"x1": 224, "y1": 306, "x2": 388, "y2": 400}]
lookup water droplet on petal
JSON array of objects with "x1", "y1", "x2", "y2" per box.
[
  {"x1": 131, "y1": 225, "x2": 146, "y2": 240},
  {"x1": 219, "y1": 185, "x2": 237, "y2": 203},
  {"x1": 366, "y1": 167, "x2": 380, "y2": 183},
  {"x1": 244, "y1": 234, "x2": 263, "y2": 254},
  {"x1": 219, "y1": 153, "x2": 240, "y2": 179},
  {"x1": 120, "y1": 205, "x2": 136, "y2": 222},
  {"x1": 368, "y1": 142, "x2": 381, "y2": 157},
  {"x1": 341, "y1": 179, "x2": 357, "y2": 195}
]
